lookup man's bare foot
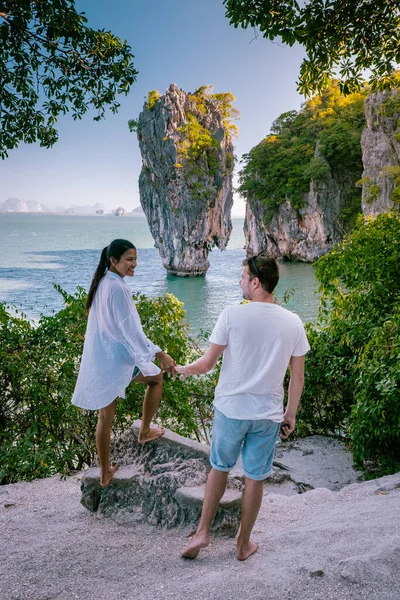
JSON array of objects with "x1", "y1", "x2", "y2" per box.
[
  {"x1": 100, "y1": 464, "x2": 118, "y2": 487},
  {"x1": 181, "y1": 533, "x2": 210, "y2": 559},
  {"x1": 237, "y1": 540, "x2": 259, "y2": 561},
  {"x1": 138, "y1": 424, "x2": 165, "y2": 444}
]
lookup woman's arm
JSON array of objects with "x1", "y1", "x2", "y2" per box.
[{"x1": 155, "y1": 350, "x2": 176, "y2": 375}]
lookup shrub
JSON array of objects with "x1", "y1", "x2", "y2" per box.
[
  {"x1": 349, "y1": 307, "x2": 400, "y2": 472},
  {"x1": 356, "y1": 176, "x2": 381, "y2": 203},
  {"x1": 391, "y1": 187, "x2": 400, "y2": 204},
  {"x1": 0, "y1": 288, "x2": 218, "y2": 484},
  {"x1": 299, "y1": 213, "x2": 400, "y2": 473},
  {"x1": 146, "y1": 90, "x2": 161, "y2": 110},
  {"x1": 303, "y1": 156, "x2": 331, "y2": 182}
]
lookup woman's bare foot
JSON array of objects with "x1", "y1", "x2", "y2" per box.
[
  {"x1": 237, "y1": 539, "x2": 259, "y2": 561},
  {"x1": 100, "y1": 464, "x2": 119, "y2": 487},
  {"x1": 138, "y1": 424, "x2": 165, "y2": 444},
  {"x1": 181, "y1": 533, "x2": 210, "y2": 559}
]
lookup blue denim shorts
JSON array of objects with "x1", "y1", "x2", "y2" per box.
[{"x1": 210, "y1": 408, "x2": 280, "y2": 481}]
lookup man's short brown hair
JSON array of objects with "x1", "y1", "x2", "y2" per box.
[{"x1": 243, "y1": 253, "x2": 279, "y2": 293}]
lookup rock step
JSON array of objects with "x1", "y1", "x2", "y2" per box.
[
  {"x1": 83, "y1": 465, "x2": 141, "y2": 486},
  {"x1": 175, "y1": 486, "x2": 241, "y2": 537},
  {"x1": 175, "y1": 485, "x2": 241, "y2": 507},
  {"x1": 80, "y1": 465, "x2": 241, "y2": 537},
  {"x1": 131, "y1": 421, "x2": 210, "y2": 460}
]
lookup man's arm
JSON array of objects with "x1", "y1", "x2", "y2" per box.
[
  {"x1": 176, "y1": 343, "x2": 226, "y2": 378},
  {"x1": 280, "y1": 355, "x2": 305, "y2": 439}
]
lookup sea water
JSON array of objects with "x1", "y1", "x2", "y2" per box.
[{"x1": 0, "y1": 213, "x2": 319, "y2": 334}]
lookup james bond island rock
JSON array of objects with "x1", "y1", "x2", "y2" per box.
[
  {"x1": 240, "y1": 82, "x2": 367, "y2": 261},
  {"x1": 134, "y1": 84, "x2": 238, "y2": 275},
  {"x1": 80, "y1": 421, "x2": 242, "y2": 536},
  {"x1": 359, "y1": 88, "x2": 400, "y2": 216}
]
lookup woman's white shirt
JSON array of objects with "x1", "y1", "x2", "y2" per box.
[{"x1": 72, "y1": 271, "x2": 161, "y2": 410}]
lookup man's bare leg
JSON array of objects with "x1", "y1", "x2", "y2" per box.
[
  {"x1": 133, "y1": 372, "x2": 165, "y2": 443},
  {"x1": 236, "y1": 477, "x2": 264, "y2": 561},
  {"x1": 182, "y1": 468, "x2": 229, "y2": 559},
  {"x1": 96, "y1": 399, "x2": 118, "y2": 487}
]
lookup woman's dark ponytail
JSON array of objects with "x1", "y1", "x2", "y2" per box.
[
  {"x1": 86, "y1": 239, "x2": 136, "y2": 312},
  {"x1": 86, "y1": 246, "x2": 110, "y2": 311}
]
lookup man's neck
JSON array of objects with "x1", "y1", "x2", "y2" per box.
[{"x1": 250, "y1": 290, "x2": 274, "y2": 303}]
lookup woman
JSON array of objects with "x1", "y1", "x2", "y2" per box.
[{"x1": 72, "y1": 239, "x2": 175, "y2": 486}]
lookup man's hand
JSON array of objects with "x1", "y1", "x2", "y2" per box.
[
  {"x1": 280, "y1": 414, "x2": 296, "y2": 439},
  {"x1": 175, "y1": 365, "x2": 191, "y2": 381},
  {"x1": 156, "y1": 351, "x2": 176, "y2": 378}
]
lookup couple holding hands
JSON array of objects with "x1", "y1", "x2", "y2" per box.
[{"x1": 72, "y1": 238, "x2": 309, "y2": 561}]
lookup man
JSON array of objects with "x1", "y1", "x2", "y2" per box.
[{"x1": 176, "y1": 253, "x2": 309, "y2": 561}]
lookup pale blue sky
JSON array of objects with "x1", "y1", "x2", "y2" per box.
[{"x1": 0, "y1": 0, "x2": 305, "y2": 215}]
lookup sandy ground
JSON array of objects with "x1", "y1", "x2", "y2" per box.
[{"x1": 1, "y1": 470, "x2": 400, "y2": 600}]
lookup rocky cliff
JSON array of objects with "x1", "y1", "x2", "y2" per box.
[
  {"x1": 136, "y1": 84, "x2": 235, "y2": 275},
  {"x1": 360, "y1": 90, "x2": 400, "y2": 216},
  {"x1": 244, "y1": 87, "x2": 400, "y2": 261},
  {"x1": 244, "y1": 152, "x2": 357, "y2": 261}
]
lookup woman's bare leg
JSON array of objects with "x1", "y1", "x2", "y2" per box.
[
  {"x1": 133, "y1": 371, "x2": 165, "y2": 443},
  {"x1": 96, "y1": 399, "x2": 118, "y2": 487}
]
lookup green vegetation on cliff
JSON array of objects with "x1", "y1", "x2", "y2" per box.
[
  {"x1": 131, "y1": 85, "x2": 238, "y2": 200},
  {"x1": 176, "y1": 86, "x2": 239, "y2": 179},
  {"x1": 177, "y1": 114, "x2": 220, "y2": 175},
  {"x1": 239, "y1": 81, "x2": 368, "y2": 224},
  {"x1": 383, "y1": 167, "x2": 400, "y2": 205},
  {"x1": 146, "y1": 89, "x2": 162, "y2": 110}
]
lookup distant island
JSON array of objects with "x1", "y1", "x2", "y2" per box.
[{"x1": 0, "y1": 197, "x2": 145, "y2": 216}]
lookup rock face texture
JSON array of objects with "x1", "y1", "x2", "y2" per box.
[
  {"x1": 244, "y1": 89, "x2": 400, "y2": 261},
  {"x1": 360, "y1": 90, "x2": 400, "y2": 216},
  {"x1": 80, "y1": 421, "x2": 242, "y2": 535},
  {"x1": 137, "y1": 84, "x2": 235, "y2": 275},
  {"x1": 244, "y1": 153, "x2": 355, "y2": 261}
]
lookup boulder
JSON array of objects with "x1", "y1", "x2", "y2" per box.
[{"x1": 80, "y1": 422, "x2": 241, "y2": 536}]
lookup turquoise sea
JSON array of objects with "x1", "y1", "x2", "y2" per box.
[{"x1": 0, "y1": 213, "x2": 319, "y2": 334}]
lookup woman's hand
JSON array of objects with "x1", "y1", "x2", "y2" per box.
[{"x1": 156, "y1": 351, "x2": 176, "y2": 378}]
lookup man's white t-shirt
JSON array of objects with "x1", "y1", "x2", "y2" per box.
[{"x1": 209, "y1": 302, "x2": 310, "y2": 422}]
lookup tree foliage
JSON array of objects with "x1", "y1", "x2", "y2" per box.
[
  {"x1": 0, "y1": 0, "x2": 137, "y2": 158},
  {"x1": 0, "y1": 287, "x2": 219, "y2": 484},
  {"x1": 223, "y1": 0, "x2": 400, "y2": 95},
  {"x1": 145, "y1": 89, "x2": 161, "y2": 110},
  {"x1": 239, "y1": 80, "x2": 367, "y2": 223},
  {"x1": 299, "y1": 213, "x2": 400, "y2": 474}
]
